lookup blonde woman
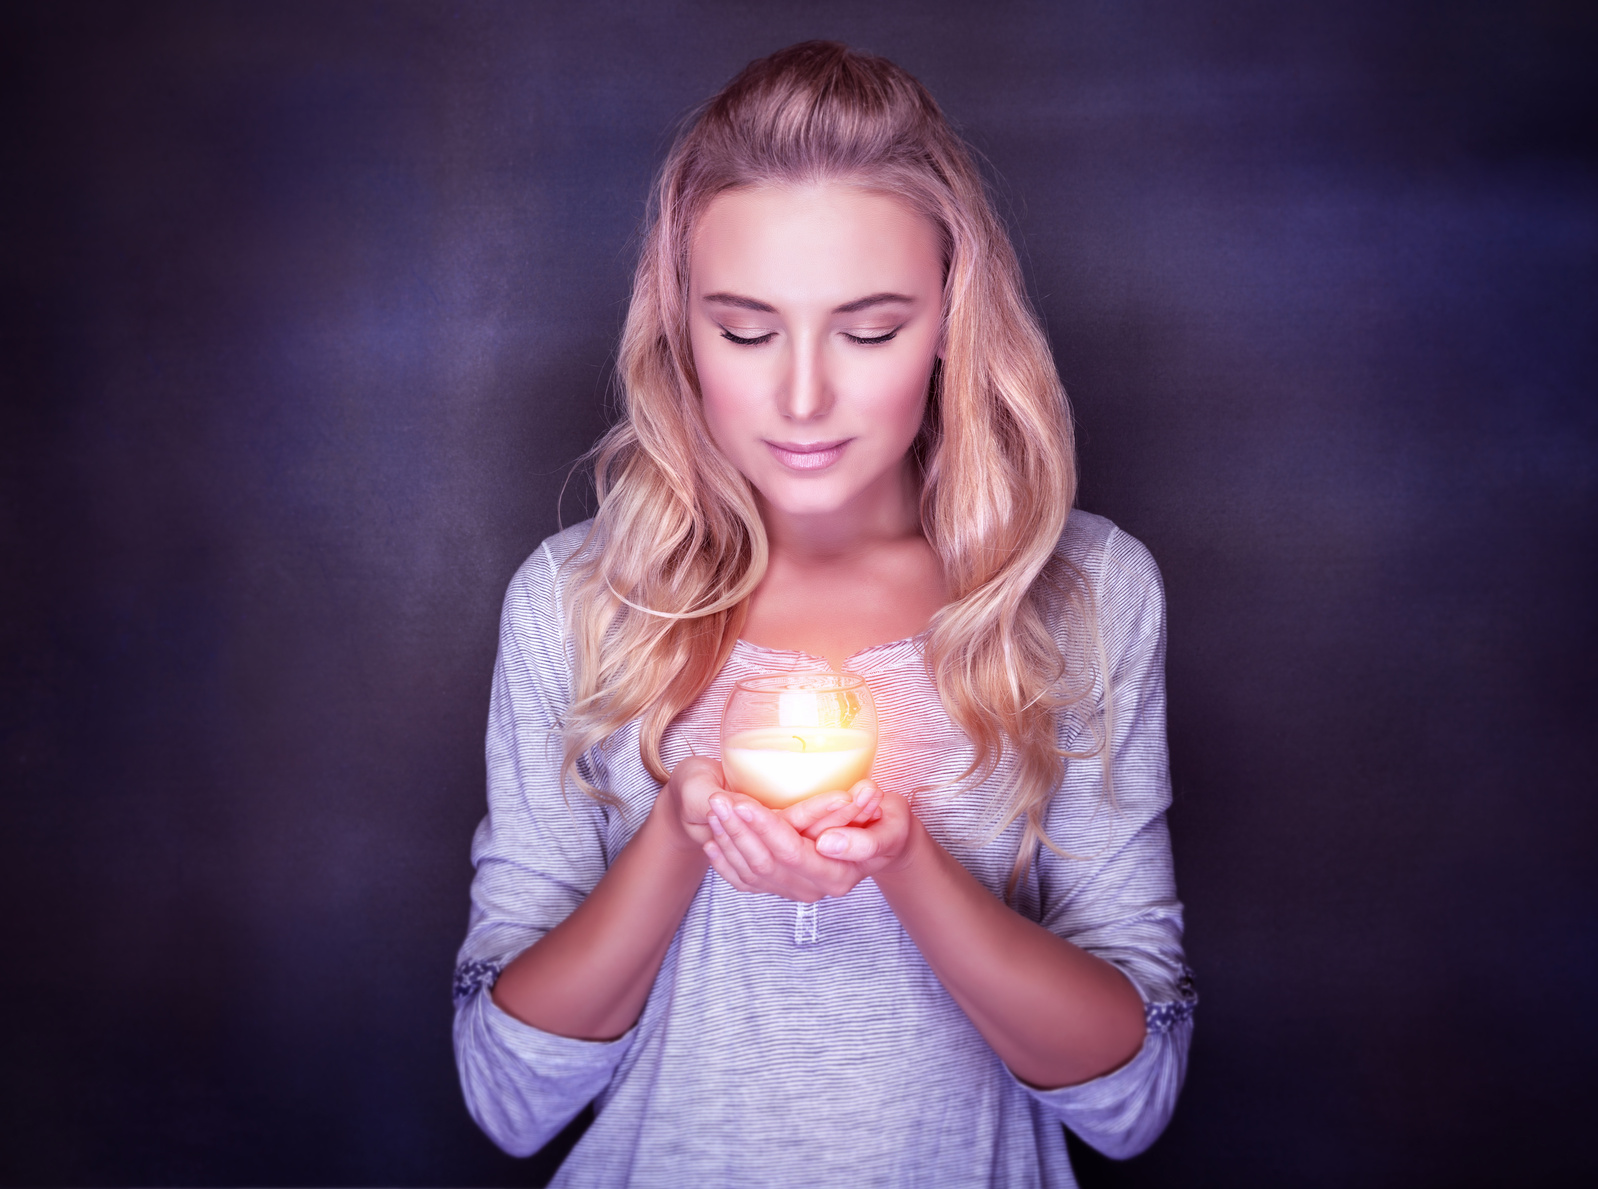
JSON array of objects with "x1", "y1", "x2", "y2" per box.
[{"x1": 453, "y1": 41, "x2": 1194, "y2": 1187}]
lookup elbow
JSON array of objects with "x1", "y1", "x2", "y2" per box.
[
  {"x1": 1036, "y1": 969, "x2": 1150, "y2": 1091},
  {"x1": 452, "y1": 990, "x2": 616, "y2": 1159},
  {"x1": 458, "y1": 1054, "x2": 570, "y2": 1158},
  {"x1": 1089, "y1": 993, "x2": 1151, "y2": 1087},
  {"x1": 1012, "y1": 1017, "x2": 1146, "y2": 1093},
  {"x1": 1071, "y1": 1023, "x2": 1190, "y2": 1161}
]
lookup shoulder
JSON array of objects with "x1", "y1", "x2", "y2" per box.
[
  {"x1": 503, "y1": 520, "x2": 597, "y2": 604},
  {"x1": 1056, "y1": 509, "x2": 1160, "y2": 589},
  {"x1": 499, "y1": 519, "x2": 598, "y2": 643},
  {"x1": 1053, "y1": 509, "x2": 1165, "y2": 641}
]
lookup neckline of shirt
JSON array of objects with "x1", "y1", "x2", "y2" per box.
[{"x1": 732, "y1": 629, "x2": 930, "y2": 672}]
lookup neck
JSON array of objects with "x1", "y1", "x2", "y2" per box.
[{"x1": 757, "y1": 459, "x2": 924, "y2": 563}]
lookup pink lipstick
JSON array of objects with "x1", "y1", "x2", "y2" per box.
[{"x1": 765, "y1": 438, "x2": 849, "y2": 471}]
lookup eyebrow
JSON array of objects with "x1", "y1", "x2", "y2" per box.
[
  {"x1": 833, "y1": 292, "x2": 914, "y2": 314},
  {"x1": 701, "y1": 291, "x2": 915, "y2": 315},
  {"x1": 702, "y1": 292, "x2": 776, "y2": 312}
]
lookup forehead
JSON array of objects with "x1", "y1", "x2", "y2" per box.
[{"x1": 689, "y1": 182, "x2": 942, "y2": 302}]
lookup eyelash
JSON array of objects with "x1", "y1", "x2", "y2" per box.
[{"x1": 719, "y1": 328, "x2": 900, "y2": 347}]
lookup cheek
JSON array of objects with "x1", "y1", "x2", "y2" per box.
[
  {"x1": 689, "y1": 328, "x2": 735, "y2": 425},
  {"x1": 851, "y1": 350, "x2": 936, "y2": 438},
  {"x1": 691, "y1": 342, "x2": 770, "y2": 456},
  {"x1": 694, "y1": 359, "x2": 745, "y2": 436}
]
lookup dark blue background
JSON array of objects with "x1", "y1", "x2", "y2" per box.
[{"x1": 3, "y1": 2, "x2": 1594, "y2": 1185}]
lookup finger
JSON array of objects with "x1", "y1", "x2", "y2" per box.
[
  {"x1": 690, "y1": 764, "x2": 731, "y2": 799},
  {"x1": 707, "y1": 807, "x2": 763, "y2": 886},
  {"x1": 713, "y1": 813, "x2": 833, "y2": 900},
  {"x1": 819, "y1": 791, "x2": 913, "y2": 865},
  {"x1": 843, "y1": 780, "x2": 883, "y2": 825},
  {"x1": 795, "y1": 799, "x2": 869, "y2": 841},
  {"x1": 721, "y1": 796, "x2": 806, "y2": 872},
  {"x1": 703, "y1": 840, "x2": 755, "y2": 893},
  {"x1": 856, "y1": 791, "x2": 909, "y2": 842},
  {"x1": 781, "y1": 791, "x2": 854, "y2": 836},
  {"x1": 711, "y1": 796, "x2": 793, "y2": 882},
  {"x1": 712, "y1": 822, "x2": 784, "y2": 894},
  {"x1": 722, "y1": 798, "x2": 861, "y2": 900},
  {"x1": 824, "y1": 780, "x2": 883, "y2": 832}
]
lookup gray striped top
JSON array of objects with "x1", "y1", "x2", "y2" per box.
[{"x1": 453, "y1": 509, "x2": 1194, "y2": 1188}]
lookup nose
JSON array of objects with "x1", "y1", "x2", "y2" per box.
[{"x1": 777, "y1": 330, "x2": 831, "y2": 422}]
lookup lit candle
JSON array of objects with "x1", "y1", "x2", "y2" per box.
[
  {"x1": 720, "y1": 726, "x2": 876, "y2": 808},
  {"x1": 721, "y1": 672, "x2": 878, "y2": 809}
]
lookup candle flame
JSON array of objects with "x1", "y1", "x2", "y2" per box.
[{"x1": 777, "y1": 689, "x2": 821, "y2": 728}]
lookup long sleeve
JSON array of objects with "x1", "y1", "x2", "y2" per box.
[
  {"x1": 1020, "y1": 522, "x2": 1195, "y2": 1159},
  {"x1": 452, "y1": 538, "x2": 637, "y2": 1157}
]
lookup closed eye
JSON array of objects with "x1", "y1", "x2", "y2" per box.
[
  {"x1": 844, "y1": 328, "x2": 900, "y2": 345},
  {"x1": 721, "y1": 329, "x2": 776, "y2": 346}
]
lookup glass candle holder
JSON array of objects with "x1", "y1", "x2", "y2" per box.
[{"x1": 719, "y1": 672, "x2": 878, "y2": 809}]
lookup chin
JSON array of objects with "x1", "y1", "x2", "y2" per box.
[{"x1": 757, "y1": 480, "x2": 860, "y2": 517}]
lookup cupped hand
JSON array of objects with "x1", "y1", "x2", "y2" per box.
[
  {"x1": 653, "y1": 758, "x2": 881, "y2": 855},
  {"x1": 703, "y1": 780, "x2": 914, "y2": 902},
  {"x1": 781, "y1": 781, "x2": 883, "y2": 839}
]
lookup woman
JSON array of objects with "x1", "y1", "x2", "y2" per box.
[{"x1": 454, "y1": 41, "x2": 1193, "y2": 1187}]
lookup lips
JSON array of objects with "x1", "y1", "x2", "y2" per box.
[{"x1": 765, "y1": 438, "x2": 849, "y2": 471}]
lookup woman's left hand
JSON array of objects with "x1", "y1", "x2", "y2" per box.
[{"x1": 703, "y1": 780, "x2": 914, "y2": 901}]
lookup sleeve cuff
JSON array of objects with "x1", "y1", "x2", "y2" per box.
[
  {"x1": 1009, "y1": 978, "x2": 1196, "y2": 1160},
  {"x1": 453, "y1": 965, "x2": 637, "y2": 1157},
  {"x1": 475, "y1": 983, "x2": 638, "y2": 1068}
]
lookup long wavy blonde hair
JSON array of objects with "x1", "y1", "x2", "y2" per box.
[{"x1": 560, "y1": 41, "x2": 1103, "y2": 892}]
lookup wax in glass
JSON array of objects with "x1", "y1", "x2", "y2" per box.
[{"x1": 720, "y1": 673, "x2": 877, "y2": 809}]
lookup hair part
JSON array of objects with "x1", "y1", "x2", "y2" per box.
[{"x1": 559, "y1": 41, "x2": 1106, "y2": 895}]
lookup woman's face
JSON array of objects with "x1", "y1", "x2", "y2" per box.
[{"x1": 688, "y1": 182, "x2": 944, "y2": 527}]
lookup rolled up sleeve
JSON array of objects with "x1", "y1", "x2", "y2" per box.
[
  {"x1": 452, "y1": 542, "x2": 633, "y2": 1156},
  {"x1": 1025, "y1": 525, "x2": 1196, "y2": 1159}
]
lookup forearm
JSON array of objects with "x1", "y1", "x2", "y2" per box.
[
  {"x1": 873, "y1": 818, "x2": 1146, "y2": 1089},
  {"x1": 491, "y1": 804, "x2": 709, "y2": 1041}
]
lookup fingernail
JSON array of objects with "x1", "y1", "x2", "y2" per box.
[
  {"x1": 818, "y1": 834, "x2": 845, "y2": 856},
  {"x1": 734, "y1": 803, "x2": 756, "y2": 823},
  {"x1": 828, "y1": 796, "x2": 850, "y2": 812},
  {"x1": 710, "y1": 795, "x2": 730, "y2": 818}
]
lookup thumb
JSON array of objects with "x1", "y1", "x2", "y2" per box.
[{"x1": 815, "y1": 826, "x2": 880, "y2": 862}]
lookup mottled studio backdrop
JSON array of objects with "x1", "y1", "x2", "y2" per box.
[{"x1": 3, "y1": 2, "x2": 1594, "y2": 1186}]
